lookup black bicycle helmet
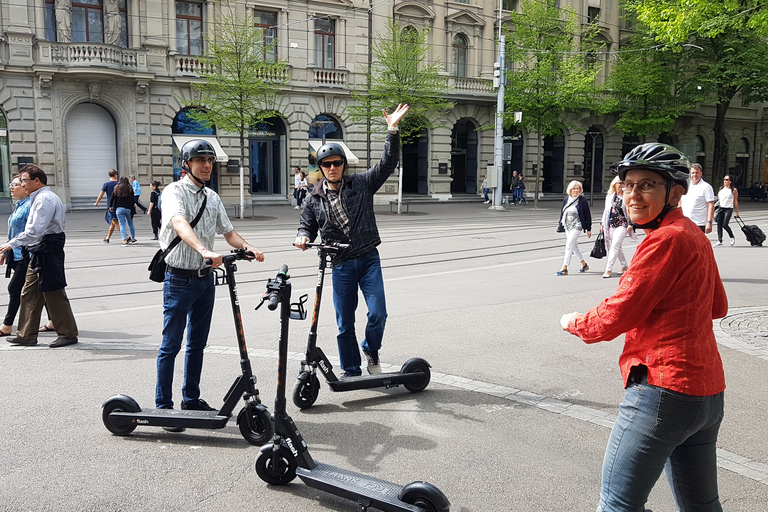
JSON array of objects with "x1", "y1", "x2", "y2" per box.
[
  {"x1": 181, "y1": 140, "x2": 216, "y2": 170},
  {"x1": 611, "y1": 143, "x2": 691, "y2": 230},
  {"x1": 611, "y1": 142, "x2": 690, "y2": 194},
  {"x1": 315, "y1": 142, "x2": 347, "y2": 184}
]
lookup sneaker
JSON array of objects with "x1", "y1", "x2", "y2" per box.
[
  {"x1": 130, "y1": 238, "x2": 137, "y2": 244},
  {"x1": 294, "y1": 206, "x2": 300, "y2": 210},
  {"x1": 152, "y1": 236, "x2": 159, "y2": 240},
  {"x1": 121, "y1": 241, "x2": 129, "y2": 246},
  {"x1": 363, "y1": 350, "x2": 382, "y2": 375},
  {"x1": 181, "y1": 398, "x2": 217, "y2": 411},
  {"x1": 103, "y1": 238, "x2": 109, "y2": 243},
  {"x1": 714, "y1": 241, "x2": 723, "y2": 247},
  {"x1": 730, "y1": 238, "x2": 735, "y2": 246}
]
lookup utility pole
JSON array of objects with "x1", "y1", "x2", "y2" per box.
[
  {"x1": 366, "y1": 0, "x2": 372, "y2": 169},
  {"x1": 491, "y1": 0, "x2": 506, "y2": 210}
]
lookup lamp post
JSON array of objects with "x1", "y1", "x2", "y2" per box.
[{"x1": 587, "y1": 131, "x2": 600, "y2": 207}]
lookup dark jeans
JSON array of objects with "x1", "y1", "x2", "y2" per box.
[
  {"x1": 716, "y1": 208, "x2": 734, "y2": 242},
  {"x1": 150, "y1": 209, "x2": 162, "y2": 237},
  {"x1": 4, "y1": 258, "x2": 28, "y2": 326}
]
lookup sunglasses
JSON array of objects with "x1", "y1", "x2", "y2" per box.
[{"x1": 320, "y1": 160, "x2": 344, "y2": 169}]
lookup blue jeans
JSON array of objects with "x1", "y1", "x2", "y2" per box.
[
  {"x1": 331, "y1": 249, "x2": 387, "y2": 376},
  {"x1": 115, "y1": 207, "x2": 135, "y2": 241},
  {"x1": 155, "y1": 272, "x2": 216, "y2": 408},
  {"x1": 483, "y1": 188, "x2": 489, "y2": 201},
  {"x1": 597, "y1": 372, "x2": 724, "y2": 512}
]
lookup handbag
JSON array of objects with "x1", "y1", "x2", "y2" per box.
[
  {"x1": 590, "y1": 232, "x2": 607, "y2": 259},
  {"x1": 148, "y1": 194, "x2": 207, "y2": 283}
]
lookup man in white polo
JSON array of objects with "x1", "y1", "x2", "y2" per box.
[{"x1": 680, "y1": 163, "x2": 715, "y2": 233}]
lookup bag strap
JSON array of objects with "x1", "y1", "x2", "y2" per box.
[{"x1": 158, "y1": 193, "x2": 208, "y2": 260}]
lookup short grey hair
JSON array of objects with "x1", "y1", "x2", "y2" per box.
[{"x1": 566, "y1": 180, "x2": 583, "y2": 194}]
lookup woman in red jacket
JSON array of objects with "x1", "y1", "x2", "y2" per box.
[{"x1": 561, "y1": 143, "x2": 727, "y2": 512}]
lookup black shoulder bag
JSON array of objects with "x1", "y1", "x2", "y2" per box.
[{"x1": 148, "y1": 194, "x2": 207, "y2": 283}]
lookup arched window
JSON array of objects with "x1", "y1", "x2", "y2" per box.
[
  {"x1": 452, "y1": 34, "x2": 468, "y2": 78},
  {"x1": 172, "y1": 108, "x2": 215, "y2": 135},
  {"x1": 736, "y1": 138, "x2": 749, "y2": 154},
  {"x1": 308, "y1": 114, "x2": 342, "y2": 141}
]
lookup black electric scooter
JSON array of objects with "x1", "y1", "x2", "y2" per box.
[
  {"x1": 255, "y1": 266, "x2": 450, "y2": 512},
  {"x1": 101, "y1": 249, "x2": 273, "y2": 445},
  {"x1": 292, "y1": 241, "x2": 432, "y2": 409}
]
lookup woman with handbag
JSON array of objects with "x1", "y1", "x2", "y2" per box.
[
  {"x1": 600, "y1": 176, "x2": 637, "y2": 278},
  {"x1": 557, "y1": 180, "x2": 592, "y2": 275}
]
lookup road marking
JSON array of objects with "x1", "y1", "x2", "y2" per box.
[{"x1": 4, "y1": 340, "x2": 767, "y2": 486}]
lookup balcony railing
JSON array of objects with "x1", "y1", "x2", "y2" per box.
[
  {"x1": 450, "y1": 77, "x2": 494, "y2": 94},
  {"x1": 47, "y1": 43, "x2": 139, "y2": 69},
  {"x1": 175, "y1": 55, "x2": 209, "y2": 75},
  {"x1": 312, "y1": 68, "x2": 347, "y2": 87}
]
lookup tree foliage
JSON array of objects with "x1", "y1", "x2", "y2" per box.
[
  {"x1": 627, "y1": 0, "x2": 768, "y2": 178},
  {"x1": 348, "y1": 20, "x2": 452, "y2": 143},
  {"x1": 185, "y1": 1, "x2": 289, "y2": 157},
  {"x1": 503, "y1": 0, "x2": 601, "y2": 138}
]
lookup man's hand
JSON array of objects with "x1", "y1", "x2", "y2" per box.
[
  {"x1": 243, "y1": 244, "x2": 265, "y2": 262},
  {"x1": 0, "y1": 252, "x2": 5, "y2": 266},
  {"x1": 705, "y1": 221, "x2": 713, "y2": 234},
  {"x1": 201, "y1": 249, "x2": 223, "y2": 268},
  {"x1": 294, "y1": 236, "x2": 309, "y2": 251},
  {"x1": 383, "y1": 104, "x2": 409, "y2": 130},
  {"x1": 560, "y1": 312, "x2": 579, "y2": 331}
]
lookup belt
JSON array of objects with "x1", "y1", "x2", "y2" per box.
[{"x1": 167, "y1": 266, "x2": 213, "y2": 278}]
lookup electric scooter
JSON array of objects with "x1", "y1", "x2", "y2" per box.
[
  {"x1": 254, "y1": 265, "x2": 450, "y2": 512},
  {"x1": 101, "y1": 249, "x2": 273, "y2": 445},
  {"x1": 292, "y1": 241, "x2": 432, "y2": 410}
]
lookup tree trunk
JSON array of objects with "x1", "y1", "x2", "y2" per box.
[{"x1": 711, "y1": 101, "x2": 730, "y2": 184}]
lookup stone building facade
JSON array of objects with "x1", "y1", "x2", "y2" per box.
[{"x1": 0, "y1": 0, "x2": 766, "y2": 211}]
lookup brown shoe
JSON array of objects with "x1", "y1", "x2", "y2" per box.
[
  {"x1": 49, "y1": 337, "x2": 78, "y2": 348},
  {"x1": 7, "y1": 337, "x2": 37, "y2": 346}
]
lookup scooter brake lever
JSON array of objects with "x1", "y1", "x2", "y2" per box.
[{"x1": 255, "y1": 294, "x2": 268, "y2": 311}]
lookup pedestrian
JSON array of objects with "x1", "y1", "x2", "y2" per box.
[
  {"x1": 560, "y1": 142, "x2": 727, "y2": 512},
  {"x1": 714, "y1": 174, "x2": 739, "y2": 247},
  {"x1": 680, "y1": 163, "x2": 715, "y2": 233},
  {"x1": 297, "y1": 171, "x2": 309, "y2": 208},
  {"x1": 0, "y1": 164, "x2": 79, "y2": 348},
  {"x1": 130, "y1": 175, "x2": 148, "y2": 214},
  {"x1": 93, "y1": 169, "x2": 119, "y2": 243},
  {"x1": 110, "y1": 177, "x2": 136, "y2": 246},
  {"x1": 482, "y1": 175, "x2": 490, "y2": 204},
  {"x1": 509, "y1": 170, "x2": 520, "y2": 204},
  {"x1": 293, "y1": 166, "x2": 302, "y2": 209},
  {"x1": 600, "y1": 176, "x2": 636, "y2": 278},
  {"x1": 294, "y1": 103, "x2": 409, "y2": 377},
  {"x1": 156, "y1": 139, "x2": 264, "y2": 423},
  {"x1": 0, "y1": 175, "x2": 32, "y2": 336},
  {"x1": 516, "y1": 173, "x2": 527, "y2": 205},
  {"x1": 556, "y1": 180, "x2": 592, "y2": 275},
  {"x1": 147, "y1": 180, "x2": 162, "y2": 240}
]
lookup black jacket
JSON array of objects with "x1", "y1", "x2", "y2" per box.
[
  {"x1": 298, "y1": 132, "x2": 400, "y2": 264},
  {"x1": 25, "y1": 232, "x2": 67, "y2": 292}
]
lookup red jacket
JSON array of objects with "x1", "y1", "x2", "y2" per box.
[{"x1": 568, "y1": 208, "x2": 727, "y2": 396}]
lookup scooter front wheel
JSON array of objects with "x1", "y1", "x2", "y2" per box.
[
  {"x1": 292, "y1": 372, "x2": 320, "y2": 409},
  {"x1": 399, "y1": 481, "x2": 450, "y2": 512},
  {"x1": 102, "y1": 395, "x2": 140, "y2": 436},
  {"x1": 255, "y1": 448, "x2": 297, "y2": 485},
  {"x1": 237, "y1": 404, "x2": 273, "y2": 446}
]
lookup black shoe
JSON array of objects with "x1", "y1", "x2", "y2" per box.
[
  {"x1": 103, "y1": 238, "x2": 109, "y2": 243},
  {"x1": 181, "y1": 398, "x2": 217, "y2": 411},
  {"x1": 49, "y1": 337, "x2": 78, "y2": 348},
  {"x1": 7, "y1": 337, "x2": 37, "y2": 346},
  {"x1": 340, "y1": 371, "x2": 362, "y2": 379}
]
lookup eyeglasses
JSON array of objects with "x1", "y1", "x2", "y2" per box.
[
  {"x1": 320, "y1": 160, "x2": 344, "y2": 169},
  {"x1": 192, "y1": 157, "x2": 216, "y2": 165},
  {"x1": 623, "y1": 180, "x2": 663, "y2": 194},
  {"x1": 19, "y1": 178, "x2": 32, "y2": 184},
  {"x1": 9, "y1": 182, "x2": 19, "y2": 188},
  {"x1": 724, "y1": 178, "x2": 731, "y2": 181}
]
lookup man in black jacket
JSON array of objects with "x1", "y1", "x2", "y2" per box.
[{"x1": 295, "y1": 104, "x2": 408, "y2": 377}]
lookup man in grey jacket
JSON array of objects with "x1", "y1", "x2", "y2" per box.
[{"x1": 294, "y1": 104, "x2": 408, "y2": 377}]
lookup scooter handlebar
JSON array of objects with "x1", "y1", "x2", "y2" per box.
[
  {"x1": 302, "y1": 241, "x2": 350, "y2": 252},
  {"x1": 203, "y1": 249, "x2": 255, "y2": 267},
  {"x1": 266, "y1": 265, "x2": 289, "y2": 310}
]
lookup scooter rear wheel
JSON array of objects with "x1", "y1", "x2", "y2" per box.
[
  {"x1": 292, "y1": 373, "x2": 320, "y2": 409},
  {"x1": 401, "y1": 359, "x2": 432, "y2": 393},
  {"x1": 255, "y1": 449, "x2": 297, "y2": 485},
  {"x1": 102, "y1": 397, "x2": 139, "y2": 436},
  {"x1": 237, "y1": 404, "x2": 273, "y2": 446},
  {"x1": 399, "y1": 481, "x2": 450, "y2": 512}
]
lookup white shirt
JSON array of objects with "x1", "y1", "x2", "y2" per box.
[
  {"x1": 159, "y1": 177, "x2": 233, "y2": 270},
  {"x1": 8, "y1": 186, "x2": 66, "y2": 249},
  {"x1": 717, "y1": 187, "x2": 734, "y2": 208},
  {"x1": 294, "y1": 172, "x2": 302, "y2": 190},
  {"x1": 681, "y1": 179, "x2": 715, "y2": 226}
]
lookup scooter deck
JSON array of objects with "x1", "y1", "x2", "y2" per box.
[
  {"x1": 110, "y1": 408, "x2": 229, "y2": 429},
  {"x1": 326, "y1": 371, "x2": 427, "y2": 392},
  {"x1": 296, "y1": 462, "x2": 422, "y2": 512}
]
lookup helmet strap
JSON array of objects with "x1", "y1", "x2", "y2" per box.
[{"x1": 187, "y1": 166, "x2": 207, "y2": 187}]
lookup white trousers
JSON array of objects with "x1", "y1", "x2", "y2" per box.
[
  {"x1": 605, "y1": 226, "x2": 629, "y2": 273},
  {"x1": 563, "y1": 228, "x2": 584, "y2": 267}
]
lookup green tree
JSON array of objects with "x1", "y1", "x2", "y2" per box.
[
  {"x1": 504, "y1": 0, "x2": 601, "y2": 207},
  {"x1": 184, "y1": 1, "x2": 289, "y2": 216},
  {"x1": 628, "y1": 0, "x2": 768, "y2": 180},
  {"x1": 348, "y1": 20, "x2": 452, "y2": 213}
]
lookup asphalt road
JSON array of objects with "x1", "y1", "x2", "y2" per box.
[{"x1": 1, "y1": 200, "x2": 767, "y2": 512}]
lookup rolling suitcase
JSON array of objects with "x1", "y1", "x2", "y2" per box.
[{"x1": 735, "y1": 216, "x2": 766, "y2": 246}]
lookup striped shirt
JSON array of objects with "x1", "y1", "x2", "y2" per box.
[
  {"x1": 7, "y1": 197, "x2": 31, "y2": 260},
  {"x1": 159, "y1": 177, "x2": 233, "y2": 270}
]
